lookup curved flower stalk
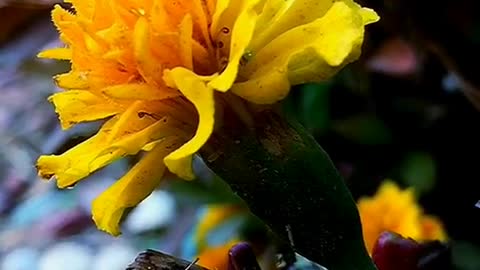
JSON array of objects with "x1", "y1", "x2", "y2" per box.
[
  {"x1": 36, "y1": 0, "x2": 378, "y2": 236},
  {"x1": 357, "y1": 181, "x2": 447, "y2": 254},
  {"x1": 198, "y1": 110, "x2": 378, "y2": 269}
]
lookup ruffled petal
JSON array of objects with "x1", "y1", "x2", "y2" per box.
[
  {"x1": 163, "y1": 68, "x2": 215, "y2": 180},
  {"x1": 208, "y1": 0, "x2": 261, "y2": 91},
  {"x1": 359, "y1": 6, "x2": 379, "y2": 25},
  {"x1": 420, "y1": 216, "x2": 447, "y2": 242},
  {"x1": 251, "y1": 0, "x2": 378, "y2": 53},
  {"x1": 92, "y1": 138, "x2": 181, "y2": 236},
  {"x1": 357, "y1": 181, "x2": 423, "y2": 253},
  {"x1": 191, "y1": 0, "x2": 214, "y2": 50},
  {"x1": 105, "y1": 100, "x2": 191, "y2": 142},
  {"x1": 101, "y1": 83, "x2": 180, "y2": 100},
  {"x1": 210, "y1": 0, "x2": 230, "y2": 37},
  {"x1": 232, "y1": 1, "x2": 379, "y2": 104},
  {"x1": 51, "y1": 5, "x2": 85, "y2": 47},
  {"x1": 37, "y1": 48, "x2": 72, "y2": 60},
  {"x1": 89, "y1": 116, "x2": 182, "y2": 170},
  {"x1": 249, "y1": 0, "x2": 333, "y2": 53},
  {"x1": 179, "y1": 14, "x2": 194, "y2": 69},
  {"x1": 36, "y1": 119, "x2": 115, "y2": 187},
  {"x1": 37, "y1": 112, "x2": 182, "y2": 188},
  {"x1": 133, "y1": 16, "x2": 164, "y2": 87},
  {"x1": 53, "y1": 72, "x2": 90, "y2": 90},
  {"x1": 206, "y1": 0, "x2": 216, "y2": 16},
  {"x1": 64, "y1": 0, "x2": 94, "y2": 19},
  {"x1": 230, "y1": 69, "x2": 290, "y2": 104},
  {"x1": 49, "y1": 90, "x2": 125, "y2": 129}
]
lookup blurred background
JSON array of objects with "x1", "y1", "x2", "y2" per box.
[{"x1": 1, "y1": 0, "x2": 480, "y2": 269}]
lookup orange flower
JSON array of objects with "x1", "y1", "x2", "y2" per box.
[
  {"x1": 196, "y1": 242, "x2": 237, "y2": 270},
  {"x1": 357, "y1": 181, "x2": 447, "y2": 254}
]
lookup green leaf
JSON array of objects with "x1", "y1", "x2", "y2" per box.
[
  {"x1": 333, "y1": 114, "x2": 392, "y2": 145},
  {"x1": 167, "y1": 175, "x2": 244, "y2": 206},
  {"x1": 299, "y1": 83, "x2": 331, "y2": 133},
  {"x1": 399, "y1": 152, "x2": 436, "y2": 194},
  {"x1": 452, "y1": 241, "x2": 480, "y2": 270},
  {"x1": 200, "y1": 110, "x2": 376, "y2": 270}
]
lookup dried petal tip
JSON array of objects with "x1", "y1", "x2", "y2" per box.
[{"x1": 372, "y1": 231, "x2": 452, "y2": 270}]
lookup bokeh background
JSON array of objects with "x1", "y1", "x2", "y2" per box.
[{"x1": 1, "y1": 0, "x2": 480, "y2": 269}]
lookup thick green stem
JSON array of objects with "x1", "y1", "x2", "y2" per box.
[{"x1": 201, "y1": 109, "x2": 376, "y2": 270}]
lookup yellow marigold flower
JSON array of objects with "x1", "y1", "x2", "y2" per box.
[
  {"x1": 37, "y1": 0, "x2": 378, "y2": 235},
  {"x1": 420, "y1": 215, "x2": 448, "y2": 241},
  {"x1": 357, "y1": 181, "x2": 447, "y2": 254}
]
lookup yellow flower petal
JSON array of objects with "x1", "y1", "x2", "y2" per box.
[
  {"x1": 64, "y1": 0, "x2": 94, "y2": 20},
  {"x1": 249, "y1": 0, "x2": 334, "y2": 53},
  {"x1": 90, "y1": 116, "x2": 183, "y2": 170},
  {"x1": 37, "y1": 48, "x2": 72, "y2": 60},
  {"x1": 358, "y1": 181, "x2": 421, "y2": 254},
  {"x1": 105, "y1": 100, "x2": 191, "y2": 143},
  {"x1": 232, "y1": 1, "x2": 377, "y2": 104},
  {"x1": 421, "y1": 216, "x2": 447, "y2": 242},
  {"x1": 149, "y1": 0, "x2": 171, "y2": 33},
  {"x1": 163, "y1": 68, "x2": 215, "y2": 180},
  {"x1": 92, "y1": 138, "x2": 181, "y2": 236},
  {"x1": 357, "y1": 180, "x2": 446, "y2": 254},
  {"x1": 36, "y1": 119, "x2": 115, "y2": 187},
  {"x1": 37, "y1": 114, "x2": 183, "y2": 188},
  {"x1": 230, "y1": 68, "x2": 290, "y2": 104},
  {"x1": 340, "y1": 0, "x2": 379, "y2": 25},
  {"x1": 51, "y1": 5, "x2": 86, "y2": 47},
  {"x1": 54, "y1": 72, "x2": 90, "y2": 90},
  {"x1": 97, "y1": 23, "x2": 131, "y2": 52},
  {"x1": 208, "y1": 0, "x2": 261, "y2": 91},
  {"x1": 101, "y1": 83, "x2": 180, "y2": 100},
  {"x1": 210, "y1": 0, "x2": 230, "y2": 37},
  {"x1": 360, "y1": 7, "x2": 379, "y2": 25},
  {"x1": 205, "y1": 0, "x2": 216, "y2": 17},
  {"x1": 49, "y1": 90, "x2": 125, "y2": 129},
  {"x1": 179, "y1": 14, "x2": 194, "y2": 70},
  {"x1": 191, "y1": 0, "x2": 214, "y2": 51},
  {"x1": 197, "y1": 241, "x2": 238, "y2": 270},
  {"x1": 133, "y1": 16, "x2": 164, "y2": 87}
]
